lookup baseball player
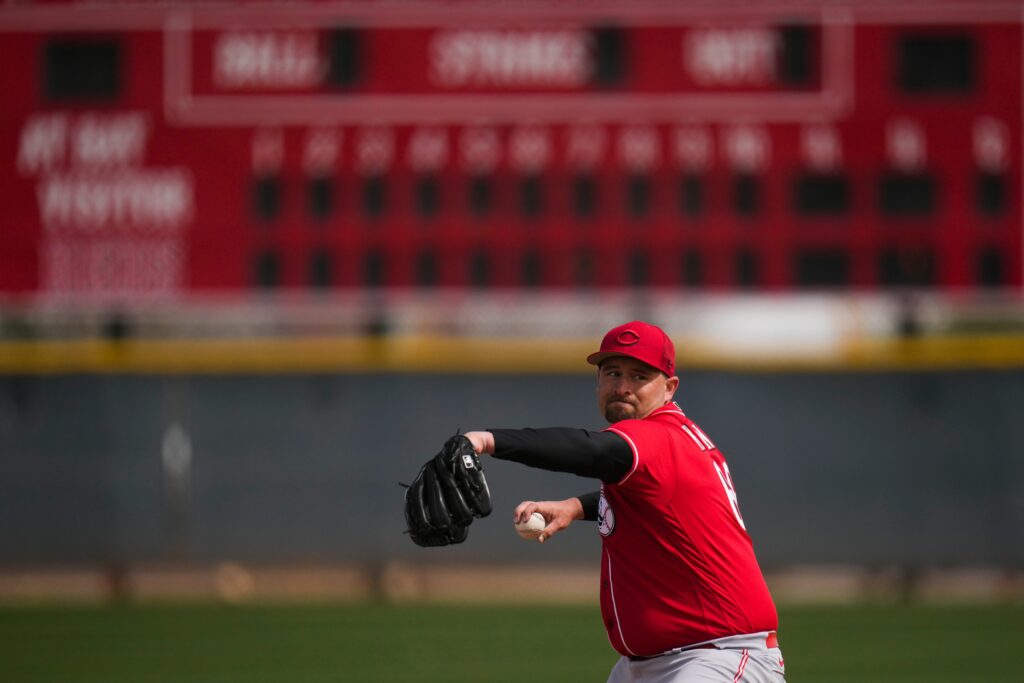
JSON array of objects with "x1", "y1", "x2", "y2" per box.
[{"x1": 404, "y1": 321, "x2": 784, "y2": 682}]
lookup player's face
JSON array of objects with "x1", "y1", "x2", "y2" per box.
[{"x1": 596, "y1": 357, "x2": 679, "y2": 423}]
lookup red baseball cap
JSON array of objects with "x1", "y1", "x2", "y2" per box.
[{"x1": 586, "y1": 320, "x2": 676, "y2": 376}]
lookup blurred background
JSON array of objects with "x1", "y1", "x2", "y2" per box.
[{"x1": 1, "y1": 0, "x2": 1023, "y2": 680}]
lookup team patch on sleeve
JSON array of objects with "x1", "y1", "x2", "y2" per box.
[{"x1": 598, "y1": 491, "x2": 616, "y2": 536}]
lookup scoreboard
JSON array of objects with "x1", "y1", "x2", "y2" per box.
[{"x1": 0, "y1": 0, "x2": 1021, "y2": 300}]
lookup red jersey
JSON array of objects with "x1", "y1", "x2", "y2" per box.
[{"x1": 598, "y1": 402, "x2": 778, "y2": 657}]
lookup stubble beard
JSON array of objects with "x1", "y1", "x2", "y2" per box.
[{"x1": 604, "y1": 401, "x2": 636, "y2": 424}]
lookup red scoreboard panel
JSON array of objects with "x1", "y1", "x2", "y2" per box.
[{"x1": 0, "y1": 0, "x2": 1021, "y2": 300}]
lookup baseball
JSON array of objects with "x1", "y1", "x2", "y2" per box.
[{"x1": 514, "y1": 512, "x2": 547, "y2": 540}]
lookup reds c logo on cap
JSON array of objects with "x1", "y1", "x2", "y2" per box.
[{"x1": 616, "y1": 330, "x2": 641, "y2": 345}]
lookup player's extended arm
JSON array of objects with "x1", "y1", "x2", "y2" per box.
[{"x1": 465, "y1": 427, "x2": 632, "y2": 482}]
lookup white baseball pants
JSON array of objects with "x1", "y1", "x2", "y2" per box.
[{"x1": 606, "y1": 645, "x2": 785, "y2": 683}]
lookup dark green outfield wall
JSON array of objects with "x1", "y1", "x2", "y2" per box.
[{"x1": 1, "y1": 370, "x2": 1022, "y2": 568}]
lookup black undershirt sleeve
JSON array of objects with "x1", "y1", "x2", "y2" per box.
[
  {"x1": 576, "y1": 490, "x2": 601, "y2": 522},
  {"x1": 488, "y1": 427, "x2": 633, "y2": 483}
]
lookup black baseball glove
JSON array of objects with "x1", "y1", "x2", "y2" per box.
[{"x1": 404, "y1": 433, "x2": 492, "y2": 547}]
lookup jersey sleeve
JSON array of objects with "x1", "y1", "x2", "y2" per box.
[{"x1": 603, "y1": 419, "x2": 679, "y2": 496}]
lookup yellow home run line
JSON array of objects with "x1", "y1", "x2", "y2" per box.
[{"x1": 0, "y1": 335, "x2": 1022, "y2": 374}]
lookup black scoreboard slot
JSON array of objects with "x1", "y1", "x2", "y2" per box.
[
  {"x1": 879, "y1": 247, "x2": 936, "y2": 287},
  {"x1": 327, "y1": 27, "x2": 362, "y2": 88},
  {"x1": 518, "y1": 175, "x2": 544, "y2": 219},
  {"x1": 467, "y1": 175, "x2": 494, "y2": 218},
  {"x1": 520, "y1": 249, "x2": 542, "y2": 287},
  {"x1": 735, "y1": 248, "x2": 760, "y2": 289},
  {"x1": 469, "y1": 250, "x2": 490, "y2": 288},
  {"x1": 575, "y1": 249, "x2": 595, "y2": 287},
  {"x1": 44, "y1": 37, "x2": 122, "y2": 100},
  {"x1": 680, "y1": 174, "x2": 706, "y2": 218},
  {"x1": 625, "y1": 174, "x2": 652, "y2": 219},
  {"x1": 879, "y1": 172, "x2": 936, "y2": 216},
  {"x1": 898, "y1": 33, "x2": 975, "y2": 93},
  {"x1": 794, "y1": 173, "x2": 850, "y2": 216},
  {"x1": 362, "y1": 248, "x2": 385, "y2": 287},
  {"x1": 733, "y1": 174, "x2": 761, "y2": 218},
  {"x1": 628, "y1": 250, "x2": 649, "y2": 287},
  {"x1": 591, "y1": 25, "x2": 626, "y2": 86},
  {"x1": 362, "y1": 175, "x2": 387, "y2": 219},
  {"x1": 308, "y1": 248, "x2": 333, "y2": 289},
  {"x1": 415, "y1": 176, "x2": 441, "y2": 220},
  {"x1": 252, "y1": 175, "x2": 282, "y2": 222},
  {"x1": 977, "y1": 247, "x2": 1004, "y2": 287},
  {"x1": 976, "y1": 171, "x2": 1006, "y2": 217},
  {"x1": 681, "y1": 249, "x2": 703, "y2": 287},
  {"x1": 307, "y1": 176, "x2": 335, "y2": 221},
  {"x1": 796, "y1": 248, "x2": 849, "y2": 287},
  {"x1": 415, "y1": 250, "x2": 438, "y2": 287},
  {"x1": 573, "y1": 174, "x2": 598, "y2": 219},
  {"x1": 777, "y1": 23, "x2": 815, "y2": 87},
  {"x1": 253, "y1": 249, "x2": 280, "y2": 289}
]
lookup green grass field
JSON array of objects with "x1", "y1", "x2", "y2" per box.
[{"x1": 1, "y1": 602, "x2": 1021, "y2": 682}]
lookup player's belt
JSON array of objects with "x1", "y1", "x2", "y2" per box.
[
  {"x1": 628, "y1": 642, "x2": 716, "y2": 662},
  {"x1": 628, "y1": 631, "x2": 779, "y2": 661}
]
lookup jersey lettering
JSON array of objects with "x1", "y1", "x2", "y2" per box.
[
  {"x1": 690, "y1": 424, "x2": 716, "y2": 450},
  {"x1": 680, "y1": 422, "x2": 716, "y2": 451},
  {"x1": 680, "y1": 424, "x2": 705, "y2": 450}
]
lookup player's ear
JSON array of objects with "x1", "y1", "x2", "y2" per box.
[{"x1": 664, "y1": 375, "x2": 679, "y2": 399}]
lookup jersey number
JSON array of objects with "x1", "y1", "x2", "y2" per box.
[
  {"x1": 682, "y1": 423, "x2": 747, "y2": 531},
  {"x1": 713, "y1": 461, "x2": 746, "y2": 531}
]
